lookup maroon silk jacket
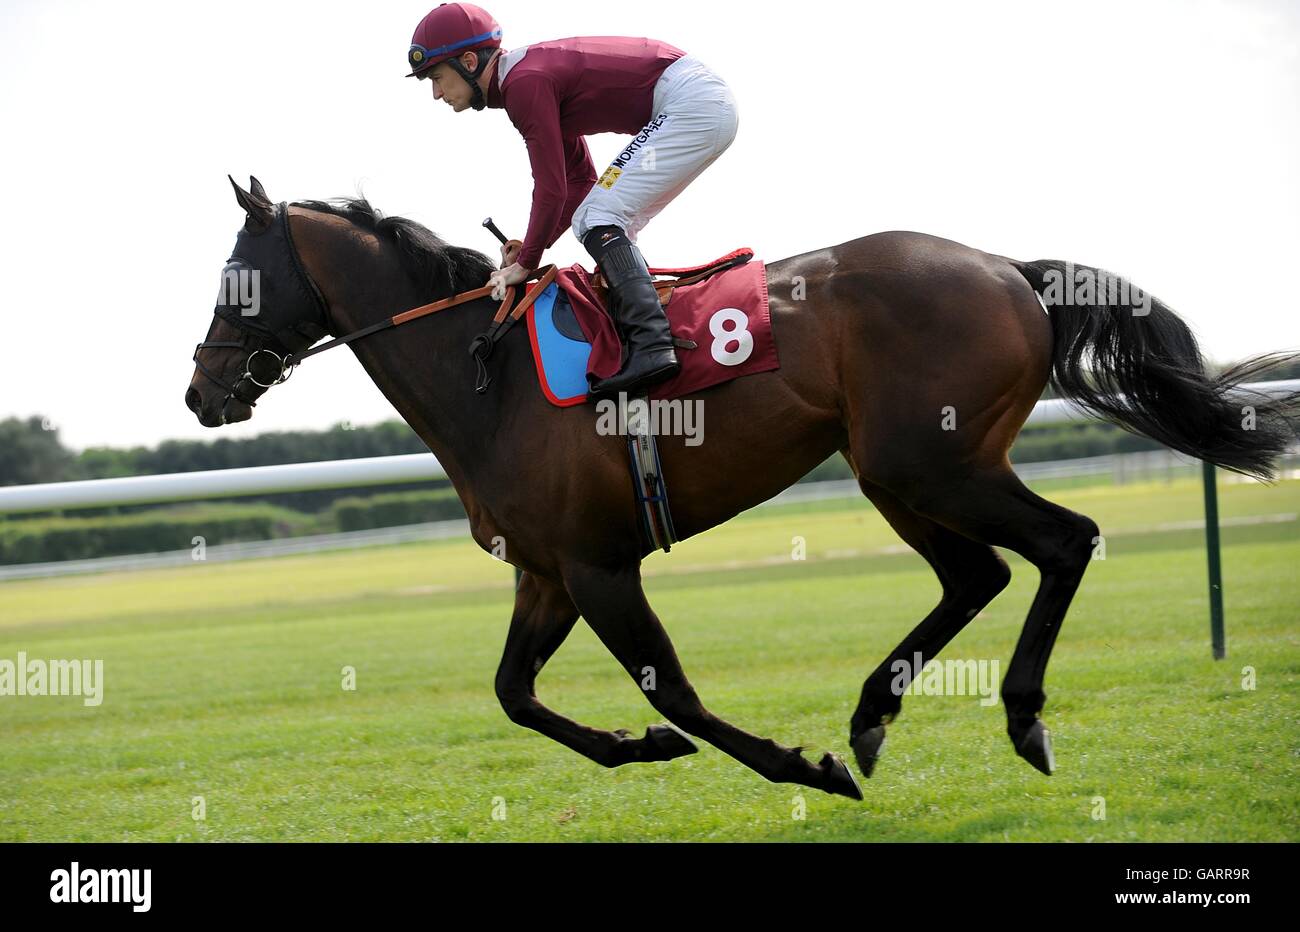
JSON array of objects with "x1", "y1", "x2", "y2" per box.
[{"x1": 485, "y1": 36, "x2": 686, "y2": 268}]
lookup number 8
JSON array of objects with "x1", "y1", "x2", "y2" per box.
[{"x1": 709, "y1": 308, "x2": 754, "y2": 366}]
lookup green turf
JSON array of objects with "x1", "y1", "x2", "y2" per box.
[{"x1": 1, "y1": 477, "x2": 1296, "y2": 841}]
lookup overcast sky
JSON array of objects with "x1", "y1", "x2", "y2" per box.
[{"x1": 1, "y1": 0, "x2": 1296, "y2": 451}]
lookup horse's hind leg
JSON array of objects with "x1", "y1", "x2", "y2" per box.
[
  {"x1": 494, "y1": 571, "x2": 699, "y2": 767},
  {"x1": 872, "y1": 464, "x2": 1099, "y2": 775},
  {"x1": 848, "y1": 474, "x2": 1012, "y2": 778},
  {"x1": 563, "y1": 561, "x2": 864, "y2": 799}
]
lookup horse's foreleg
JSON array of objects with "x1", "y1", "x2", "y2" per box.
[
  {"x1": 562, "y1": 562, "x2": 863, "y2": 800},
  {"x1": 848, "y1": 477, "x2": 1012, "y2": 778},
  {"x1": 495, "y1": 571, "x2": 698, "y2": 767}
]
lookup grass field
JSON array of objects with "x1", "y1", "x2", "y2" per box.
[{"x1": 1, "y1": 476, "x2": 1297, "y2": 842}]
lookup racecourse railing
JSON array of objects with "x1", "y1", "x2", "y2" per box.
[
  {"x1": 1, "y1": 381, "x2": 1294, "y2": 516},
  {"x1": 2, "y1": 448, "x2": 1293, "y2": 583}
]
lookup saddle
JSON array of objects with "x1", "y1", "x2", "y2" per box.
[
  {"x1": 591, "y1": 247, "x2": 753, "y2": 309},
  {"x1": 468, "y1": 248, "x2": 755, "y2": 390},
  {"x1": 551, "y1": 247, "x2": 755, "y2": 342}
]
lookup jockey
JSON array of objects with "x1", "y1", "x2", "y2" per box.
[{"x1": 406, "y1": 3, "x2": 740, "y2": 396}]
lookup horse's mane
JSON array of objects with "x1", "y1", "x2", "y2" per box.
[{"x1": 293, "y1": 198, "x2": 496, "y2": 299}]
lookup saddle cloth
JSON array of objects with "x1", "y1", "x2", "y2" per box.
[{"x1": 525, "y1": 250, "x2": 778, "y2": 406}]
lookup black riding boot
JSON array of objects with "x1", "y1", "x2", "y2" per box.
[{"x1": 582, "y1": 225, "x2": 680, "y2": 396}]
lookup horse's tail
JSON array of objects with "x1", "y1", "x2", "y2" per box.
[{"x1": 1011, "y1": 258, "x2": 1300, "y2": 480}]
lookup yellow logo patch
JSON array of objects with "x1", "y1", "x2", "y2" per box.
[{"x1": 598, "y1": 166, "x2": 622, "y2": 189}]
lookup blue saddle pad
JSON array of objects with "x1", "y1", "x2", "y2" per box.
[{"x1": 527, "y1": 282, "x2": 593, "y2": 406}]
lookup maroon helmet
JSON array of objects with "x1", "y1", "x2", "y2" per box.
[
  {"x1": 407, "y1": 4, "x2": 502, "y2": 82},
  {"x1": 406, "y1": 4, "x2": 502, "y2": 110}
]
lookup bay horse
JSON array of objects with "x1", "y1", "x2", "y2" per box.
[{"x1": 186, "y1": 177, "x2": 1299, "y2": 799}]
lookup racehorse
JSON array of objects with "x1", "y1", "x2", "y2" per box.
[{"x1": 186, "y1": 177, "x2": 1299, "y2": 799}]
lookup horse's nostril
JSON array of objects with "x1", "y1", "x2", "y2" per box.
[{"x1": 185, "y1": 387, "x2": 201, "y2": 413}]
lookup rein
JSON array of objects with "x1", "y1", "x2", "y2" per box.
[
  {"x1": 195, "y1": 201, "x2": 562, "y2": 418},
  {"x1": 286, "y1": 263, "x2": 557, "y2": 386},
  {"x1": 197, "y1": 251, "x2": 557, "y2": 414}
]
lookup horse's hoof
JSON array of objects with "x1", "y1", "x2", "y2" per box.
[
  {"x1": 819, "y1": 752, "x2": 864, "y2": 801},
  {"x1": 850, "y1": 725, "x2": 887, "y2": 778},
  {"x1": 1013, "y1": 720, "x2": 1055, "y2": 775},
  {"x1": 644, "y1": 723, "x2": 698, "y2": 761}
]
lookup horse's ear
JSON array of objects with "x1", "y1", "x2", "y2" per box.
[
  {"x1": 228, "y1": 174, "x2": 274, "y2": 231},
  {"x1": 248, "y1": 175, "x2": 270, "y2": 203}
]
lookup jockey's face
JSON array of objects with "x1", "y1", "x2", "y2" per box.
[{"x1": 427, "y1": 51, "x2": 485, "y2": 112}]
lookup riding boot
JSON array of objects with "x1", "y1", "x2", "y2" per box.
[{"x1": 582, "y1": 225, "x2": 680, "y2": 396}]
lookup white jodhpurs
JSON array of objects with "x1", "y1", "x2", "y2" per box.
[{"x1": 570, "y1": 54, "x2": 740, "y2": 246}]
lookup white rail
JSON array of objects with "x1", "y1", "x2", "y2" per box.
[
  {"x1": 0, "y1": 380, "x2": 1295, "y2": 516},
  {"x1": 0, "y1": 453, "x2": 445, "y2": 515}
]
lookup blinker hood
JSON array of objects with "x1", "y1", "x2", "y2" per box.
[{"x1": 213, "y1": 203, "x2": 330, "y2": 353}]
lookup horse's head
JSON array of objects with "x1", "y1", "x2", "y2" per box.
[{"x1": 185, "y1": 176, "x2": 331, "y2": 427}]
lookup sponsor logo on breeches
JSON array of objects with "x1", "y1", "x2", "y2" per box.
[{"x1": 610, "y1": 113, "x2": 669, "y2": 169}]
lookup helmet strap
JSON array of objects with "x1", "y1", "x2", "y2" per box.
[{"x1": 447, "y1": 49, "x2": 496, "y2": 112}]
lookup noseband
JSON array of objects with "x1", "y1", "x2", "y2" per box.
[{"x1": 191, "y1": 337, "x2": 294, "y2": 422}]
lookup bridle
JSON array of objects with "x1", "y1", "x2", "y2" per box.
[
  {"x1": 193, "y1": 202, "x2": 557, "y2": 420},
  {"x1": 191, "y1": 331, "x2": 295, "y2": 424},
  {"x1": 192, "y1": 202, "x2": 327, "y2": 423}
]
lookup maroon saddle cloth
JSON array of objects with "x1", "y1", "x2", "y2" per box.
[{"x1": 542, "y1": 248, "x2": 780, "y2": 404}]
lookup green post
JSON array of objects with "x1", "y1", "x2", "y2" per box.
[{"x1": 1202, "y1": 460, "x2": 1226, "y2": 659}]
